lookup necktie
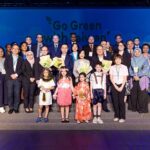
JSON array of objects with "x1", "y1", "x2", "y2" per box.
[{"x1": 90, "y1": 44, "x2": 93, "y2": 50}]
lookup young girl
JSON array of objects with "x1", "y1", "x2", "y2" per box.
[
  {"x1": 90, "y1": 62, "x2": 106, "y2": 124},
  {"x1": 36, "y1": 68, "x2": 55, "y2": 123},
  {"x1": 74, "y1": 72, "x2": 92, "y2": 123},
  {"x1": 53, "y1": 66, "x2": 73, "y2": 123}
]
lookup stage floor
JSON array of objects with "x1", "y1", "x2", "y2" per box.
[{"x1": 0, "y1": 103, "x2": 150, "y2": 130}]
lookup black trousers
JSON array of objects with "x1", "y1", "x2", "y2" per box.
[
  {"x1": 7, "y1": 79, "x2": 21, "y2": 110},
  {"x1": 111, "y1": 84, "x2": 126, "y2": 119},
  {"x1": 22, "y1": 80, "x2": 36, "y2": 108},
  {"x1": 130, "y1": 81, "x2": 148, "y2": 113},
  {"x1": 0, "y1": 74, "x2": 7, "y2": 107}
]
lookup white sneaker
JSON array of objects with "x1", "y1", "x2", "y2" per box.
[
  {"x1": 0, "y1": 107, "x2": 5, "y2": 113},
  {"x1": 77, "y1": 120, "x2": 81, "y2": 124},
  {"x1": 85, "y1": 120, "x2": 89, "y2": 123},
  {"x1": 97, "y1": 117, "x2": 104, "y2": 124},
  {"x1": 113, "y1": 118, "x2": 119, "y2": 122},
  {"x1": 92, "y1": 117, "x2": 97, "y2": 124},
  {"x1": 119, "y1": 119, "x2": 125, "y2": 123}
]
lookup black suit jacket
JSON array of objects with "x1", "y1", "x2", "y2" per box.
[
  {"x1": 32, "y1": 43, "x2": 46, "y2": 58},
  {"x1": 82, "y1": 44, "x2": 97, "y2": 61},
  {"x1": 58, "y1": 54, "x2": 73, "y2": 75},
  {"x1": 22, "y1": 60, "x2": 36, "y2": 82},
  {"x1": 49, "y1": 43, "x2": 61, "y2": 58},
  {"x1": 35, "y1": 57, "x2": 44, "y2": 80},
  {"x1": 91, "y1": 55, "x2": 111, "y2": 69},
  {"x1": 4, "y1": 55, "x2": 23, "y2": 80}
]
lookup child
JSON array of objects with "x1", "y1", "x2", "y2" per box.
[
  {"x1": 53, "y1": 66, "x2": 73, "y2": 123},
  {"x1": 90, "y1": 62, "x2": 106, "y2": 124},
  {"x1": 74, "y1": 72, "x2": 92, "y2": 123},
  {"x1": 36, "y1": 68, "x2": 55, "y2": 123}
]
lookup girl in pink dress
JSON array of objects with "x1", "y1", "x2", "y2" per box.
[{"x1": 53, "y1": 66, "x2": 74, "y2": 123}]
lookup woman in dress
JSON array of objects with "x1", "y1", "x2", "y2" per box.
[{"x1": 129, "y1": 48, "x2": 149, "y2": 113}]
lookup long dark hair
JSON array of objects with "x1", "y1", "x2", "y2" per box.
[
  {"x1": 58, "y1": 66, "x2": 71, "y2": 80},
  {"x1": 41, "y1": 68, "x2": 53, "y2": 81},
  {"x1": 78, "y1": 72, "x2": 86, "y2": 83}
]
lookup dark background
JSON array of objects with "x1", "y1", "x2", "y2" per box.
[{"x1": 0, "y1": 0, "x2": 149, "y2": 7}]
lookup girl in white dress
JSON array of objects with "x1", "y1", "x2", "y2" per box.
[{"x1": 36, "y1": 68, "x2": 55, "y2": 123}]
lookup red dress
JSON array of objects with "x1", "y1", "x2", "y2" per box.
[
  {"x1": 74, "y1": 82, "x2": 92, "y2": 122},
  {"x1": 57, "y1": 78, "x2": 72, "y2": 106}
]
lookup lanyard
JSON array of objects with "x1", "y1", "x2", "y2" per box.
[{"x1": 116, "y1": 65, "x2": 120, "y2": 81}]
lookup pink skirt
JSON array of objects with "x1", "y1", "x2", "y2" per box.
[{"x1": 57, "y1": 88, "x2": 72, "y2": 106}]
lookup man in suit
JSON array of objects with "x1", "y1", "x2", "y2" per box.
[
  {"x1": 82, "y1": 36, "x2": 97, "y2": 62},
  {"x1": 101, "y1": 40, "x2": 112, "y2": 60},
  {"x1": 59, "y1": 44, "x2": 73, "y2": 75},
  {"x1": 134, "y1": 37, "x2": 141, "y2": 49},
  {"x1": 126, "y1": 40, "x2": 134, "y2": 56},
  {"x1": 25, "y1": 36, "x2": 33, "y2": 51},
  {"x1": 113, "y1": 34, "x2": 123, "y2": 54},
  {"x1": 49, "y1": 35, "x2": 61, "y2": 58},
  {"x1": 4, "y1": 44, "x2": 23, "y2": 114},
  {"x1": 32, "y1": 34, "x2": 45, "y2": 58}
]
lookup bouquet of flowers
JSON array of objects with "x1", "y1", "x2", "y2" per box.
[
  {"x1": 52, "y1": 57, "x2": 65, "y2": 69},
  {"x1": 78, "y1": 89, "x2": 86, "y2": 100},
  {"x1": 77, "y1": 63, "x2": 92, "y2": 74},
  {"x1": 39, "y1": 55, "x2": 53, "y2": 68},
  {"x1": 102, "y1": 60, "x2": 112, "y2": 72}
]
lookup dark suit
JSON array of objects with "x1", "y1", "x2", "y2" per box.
[
  {"x1": 35, "y1": 57, "x2": 44, "y2": 80},
  {"x1": 58, "y1": 54, "x2": 73, "y2": 76},
  {"x1": 22, "y1": 60, "x2": 36, "y2": 108},
  {"x1": 27, "y1": 44, "x2": 34, "y2": 51},
  {"x1": 4, "y1": 55, "x2": 23, "y2": 110},
  {"x1": 32, "y1": 43, "x2": 46, "y2": 58},
  {"x1": 82, "y1": 44, "x2": 97, "y2": 61},
  {"x1": 49, "y1": 43, "x2": 61, "y2": 58},
  {"x1": 103, "y1": 51, "x2": 112, "y2": 60},
  {"x1": 91, "y1": 55, "x2": 111, "y2": 69}
]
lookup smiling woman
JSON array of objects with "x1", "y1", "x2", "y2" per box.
[{"x1": 70, "y1": 20, "x2": 101, "y2": 30}]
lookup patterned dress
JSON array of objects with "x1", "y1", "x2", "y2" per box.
[
  {"x1": 57, "y1": 78, "x2": 72, "y2": 106},
  {"x1": 74, "y1": 82, "x2": 92, "y2": 122}
]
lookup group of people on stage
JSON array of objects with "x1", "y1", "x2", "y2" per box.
[{"x1": 0, "y1": 33, "x2": 150, "y2": 124}]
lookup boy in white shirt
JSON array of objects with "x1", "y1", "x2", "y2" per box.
[{"x1": 90, "y1": 62, "x2": 106, "y2": 124}]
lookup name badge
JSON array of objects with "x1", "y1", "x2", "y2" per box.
[
  {"x1": 89, "y1": 52, "x2": 93, "y2": 57},
  {"x1": 133, "y1": 67, "x2": 138, "y2": 73}
]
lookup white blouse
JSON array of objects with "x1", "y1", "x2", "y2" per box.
[{"x1": 109, "y1": 64, "x2": 128, "y2": 84}]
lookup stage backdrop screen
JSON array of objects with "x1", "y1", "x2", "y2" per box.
[{"x1": 0, "y1": 8, "x2": 150, "y2": 47}]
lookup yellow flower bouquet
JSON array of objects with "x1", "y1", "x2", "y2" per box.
[
  {"x1": 53, "y1": 57, "x2": 65, "y2": 69},
  {"x1": 102, "y1": 60, "x2": 112, "y2": 72},
  {"x1": 39, "y1": 55, "x2": 53, "y2": 68},
  {"x1": 77, "y1": 63, "x2": 92, "y2": 74}
]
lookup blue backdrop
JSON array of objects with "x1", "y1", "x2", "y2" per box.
[{"x1": 0, "y1": 8, "x2": 150, "y2": 47}]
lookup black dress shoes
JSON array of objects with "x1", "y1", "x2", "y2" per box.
[
  {"x1": 14, "y1": 109, "x2": 19, "y2": 113},
  {"x1": 8, "y1": 109, "x2": 14, "y2": 114},
  {"x1": 103, "y1": 109, "x2": 110, "y2": 112}
]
